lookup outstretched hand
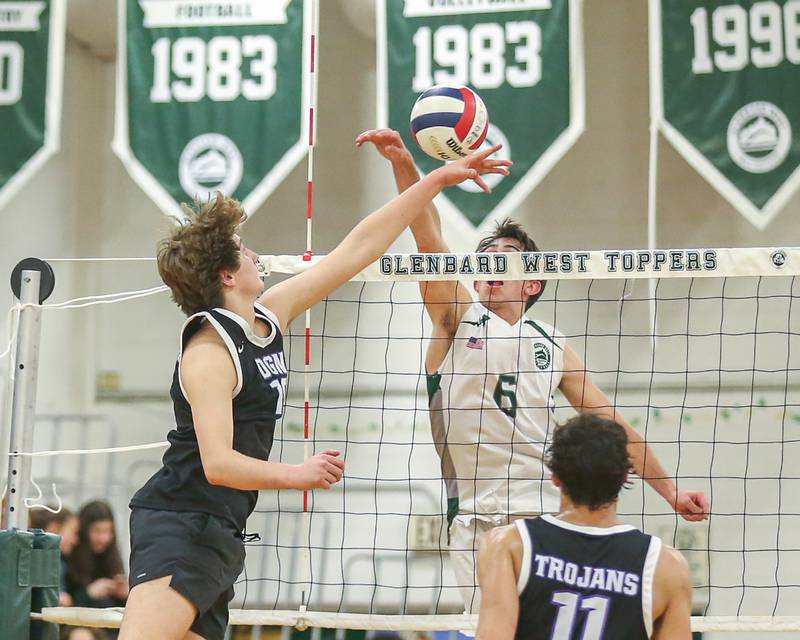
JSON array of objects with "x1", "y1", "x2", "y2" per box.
[
  {"x1": 356, "y1": 129, "x2": 411, "y2": 164},
  {"x1": 357, "y1": 129, "x2": 511, "y2": 193},
  {"x1": 434, "y1": 143, "x2": 512, "y2": 193}
]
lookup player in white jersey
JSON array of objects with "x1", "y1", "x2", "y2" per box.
[{"x1": 357, "y1": 129, "x2": 709, "y2": 614}]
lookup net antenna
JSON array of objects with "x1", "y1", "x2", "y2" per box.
[{"x1": 299, "y1": 0, "x2": 321, "y2": 615}]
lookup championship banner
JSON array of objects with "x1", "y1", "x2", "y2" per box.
[
  {"x1": 377, "y1": 0, "x2": 584, "y2": 230},
  {"x1": 651, "y1": 0, "x2": 800, "y2": 229},
  {"x1": 0, "y1": 0, "x2": 65, "y2": 210},
  {"x1": 113, "y1": 0, "x2": 309, "y2": 218}
]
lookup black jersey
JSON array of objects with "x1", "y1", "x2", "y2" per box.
[
  {"x1": 130, "y1": 303, "x2": 288, "y2": 531},
  {"x1": 515, "y1": 515, "x2": 662, "y2": 640}
]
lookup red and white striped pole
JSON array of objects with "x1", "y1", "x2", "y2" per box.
[{"x1": 300, "y1": 0, "x2": 319, "y2": 613}]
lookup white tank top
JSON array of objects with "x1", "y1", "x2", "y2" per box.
[{"x1": 428, "y1": 302, "x2": 565, "y2": 519}]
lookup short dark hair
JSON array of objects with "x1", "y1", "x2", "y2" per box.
[
  {"x1": 546, "y1": 414, "x2": 632, "y2": 510},
  {"x1": 475, "y1": 218, "x2": 544, "y2": 309},
  {"x1": 29, "y1": 507, "x2": 74, "y2": 531}
]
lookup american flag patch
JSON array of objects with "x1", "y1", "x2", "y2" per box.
[{"x1": 467, "y1": 336, "x2": 484, "y2": 350}]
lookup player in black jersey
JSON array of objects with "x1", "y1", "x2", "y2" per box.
[
  {"x1": 118, "y1": 145, "x2": 511, "y2": 640},
  {"x1": 475, "y1": 414, "x2": 692, "y2": 640}
]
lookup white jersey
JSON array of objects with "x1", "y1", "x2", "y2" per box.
[{"x1": 427, "y1": 302, "x2": 565, "y2": 519}]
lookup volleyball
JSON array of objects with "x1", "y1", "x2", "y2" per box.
[{"x1": 409, "y1": 85, "x2": 489, "y2": 162}]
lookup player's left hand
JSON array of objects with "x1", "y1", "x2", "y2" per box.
[{"x1": 672, "y1": 489, "x2": 709, "y2": 521}]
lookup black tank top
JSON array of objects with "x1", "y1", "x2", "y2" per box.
[
  {"x1": 515, "y1": 515, "x2": 662, "y2": 640},
  {"x1": 130, "y1": 303, "x2": 287, "y2": 531}
]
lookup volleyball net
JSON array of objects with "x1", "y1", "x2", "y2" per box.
[{"x1": 4, "y1": 246, "x2": 800, "y2": 634}]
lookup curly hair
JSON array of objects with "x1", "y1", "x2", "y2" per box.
[
  {"x1": 546, "y1": 414, "x2": 632, "y2": 510},
  {"x1": 157, "y1": 194, "x2": 244, "y2": 316},
  {"x1": 475, "y1": 218, "x2": 544, "y2": 309}
]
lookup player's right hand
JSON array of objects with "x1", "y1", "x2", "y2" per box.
[
  {"x1": 295, "y1": 449, "x2": 345, "y2": 490},
  {"x1": 355, "y1": 128, "x2": 412, "y2": 165}
]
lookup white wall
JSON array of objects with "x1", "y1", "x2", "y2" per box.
[{"x1": 0, "y1": 1, "x2": 799, "y2": 635}]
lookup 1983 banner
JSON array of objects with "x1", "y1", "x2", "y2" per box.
[
  {"x1": 113, "y1": 0, "x2": 310, "y2": 218},
  {"x1": 652, "y1": 0, "x2": 800, "y2": 228},
  {"x1": 378, "y1": 0, "x2": 584, "y2": 229},
  {"x1": 0, "y1": 0, "x2": 64, "y2": 210}
]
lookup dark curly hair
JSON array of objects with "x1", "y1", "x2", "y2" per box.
[
  {"x1": 476, "y1": 218, "x2": 544, "y2": 309},
  {"x1": 157, "y1": 193, "x2": 245, "y2": 316},
  {"x1": 546, "y1": 414, "x2": 632, "y2": 510}
]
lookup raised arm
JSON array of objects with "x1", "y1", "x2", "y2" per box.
[
  {"x1": 356, "y1": 129, "x2": 502, "y2": 337},
  {"x1": 356, "y1": 129, "x2": 445, "y2": 248},
  {"x1": 261, "y1": 143, "x2": 509, "y2": 330},
  {"x1": 182, "y1": 327, "x2": 344, "y2": 491},
  {"x1": 559, "y1": 345, "x2": 709, "y2": 521},
  {"x1": 476, "y1": 525, "x2": 521, "y2": 640}
]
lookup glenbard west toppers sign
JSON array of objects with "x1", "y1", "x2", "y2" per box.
[
  {"x1": 263, "y1": 246, "x2": 798, "y2": 280},
  {"x1": 0, "y1": 0, "x2": 65, "y2": 210},
  {"x1": 378, "y1": 0, "x2": 585, "y2": 229},
  {"x1": 651, "y1": 0, "x2": 800, "y2": 229},
  {"x1": 113, "y1": 0, "x2": 310, "y2": 218}
]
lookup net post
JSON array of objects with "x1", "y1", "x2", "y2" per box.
[
  {"x1": 6, "y1": 270, "x2": 41, "y2": 529},
  {"x1": 5, "y1": 264, "x2": 51, "y2": 530}
]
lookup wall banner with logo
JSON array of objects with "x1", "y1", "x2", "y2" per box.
[
  {"x1": 651, "y1": 0, "x2": 800, "y2": 229},
  {"x1": 0, "y1": 0, "x2": 65, "y2": 210},
  {"x1": 377, "y1": 0, "x2": 584, "y2": 230},
  {"x1": 113, "y1": 0, "x2": 309, "y2": 218}
]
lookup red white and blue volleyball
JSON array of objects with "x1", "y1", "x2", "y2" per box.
[{"x1": 410, "y1": 85, "x2": 489, "y2": 162}]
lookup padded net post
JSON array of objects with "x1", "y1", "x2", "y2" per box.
[{"x1": 0, "y1": 529, "x2": 60, "y2": 640}]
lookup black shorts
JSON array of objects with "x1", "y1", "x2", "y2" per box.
[{"x1": 128, "y1": 507, "x2": 245, "y2": 640}]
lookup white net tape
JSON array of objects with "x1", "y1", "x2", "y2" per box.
[
  {"x1": 260, "y1": 247, "x2": 798, "y2": 281},
  {"x1": 34, "y1": 608, "x2": 800, "y2": 632}
]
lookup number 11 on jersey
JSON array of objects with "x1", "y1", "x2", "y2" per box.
[{"x1": 550, "y1": 591, "x2": 610, "y2": 640}]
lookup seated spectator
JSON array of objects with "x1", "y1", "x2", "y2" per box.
[
  {"x1": 66, "y1": 501, "x2": 128, "y2": 608},
  {"x1": 29, "y1": 507, "x2": 79, "y2": 606}
]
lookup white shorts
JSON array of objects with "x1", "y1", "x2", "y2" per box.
[{"x1": 449, "y1": 514, "x2": 532, "y2": 614}]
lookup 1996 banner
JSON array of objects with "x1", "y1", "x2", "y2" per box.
[{"x1": 652, "y1": 0, "x2": 800, "y2": 228}]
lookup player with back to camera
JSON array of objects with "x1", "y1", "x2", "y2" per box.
[
  {"x1": 118, "y1": 145, "x2": 511, "y2": 640},
  {"x1": 356, "y1": 128, "x2": 708, "y2": 613},
  {"x1": 476, "y1": 414, "x2": 692, "y2": 640}
]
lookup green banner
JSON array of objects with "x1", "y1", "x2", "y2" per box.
[
  {"x1": 378, "y1": 0, "x2": 584, "y2": 229},
  {"x1": 0, "y1": 0, "x2": 64, "y2": 210},
  {"x1": 113, "y1": 0, "x2": 309, "y2": 218},
  {"x1": 653, "y1": 0, "x2": 800, "y2": 229}
]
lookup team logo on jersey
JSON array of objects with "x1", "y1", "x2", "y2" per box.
[
  {"x1": 534, "y1": 342, "x2": 551, "y2": 370},
  {"x1": 727, "y1": 102, "x2": 791, "y2": 174},
  {"x1": 179, "y1": 133, "x2": 244, "y2": 200}
]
